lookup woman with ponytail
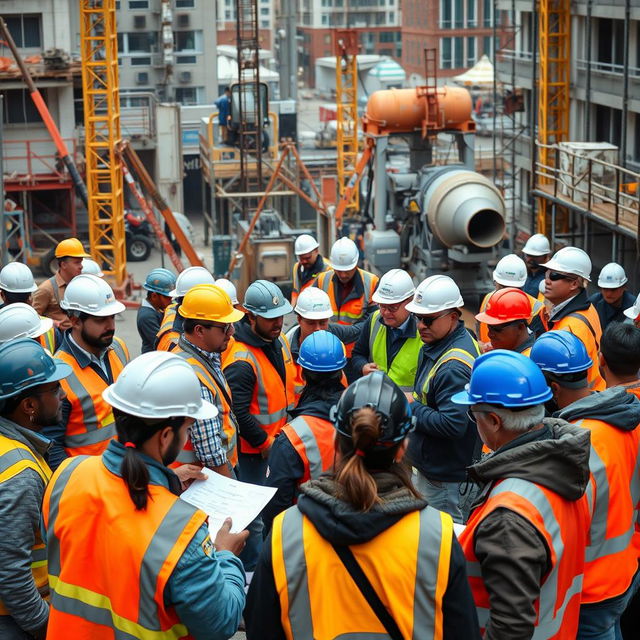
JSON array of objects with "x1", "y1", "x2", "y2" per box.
[
  {"x1": 246, "y1": 370, "x2": 480, "y2": 640},
  {"x1": 42, "y1": 352, "x2": 248, "y2": 640}
]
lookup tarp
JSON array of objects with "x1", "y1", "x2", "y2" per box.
[
  {"x1": 369, "y1": 59, "x2": 405, "y2": 82},
  {"x1": 453, "y1": 54, "x2": 494, "y2": 87}
]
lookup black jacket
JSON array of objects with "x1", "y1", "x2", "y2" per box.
[
  {"x1": 294, "y1": 254, "x2": 329, "y2": 292},
  {"x1": 245, "y1": 473, "x2": 481, "y2": 640},
  {"x1": 466, "y1": 419, "x2": 591, "y2": 640},
  {"x1": 588, "y1": 290, "x2": 636, "y2": 330},
  {"x1": 136, "y1": 303, "x2": 163, "y2": 354}
]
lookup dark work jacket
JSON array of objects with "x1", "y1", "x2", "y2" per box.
[
  {"x1": 588, "y1": 290, "x2": 636, "y2": 330},
  {"x1": 523, "y1": 269, "x2": 545, "y2": 299},
  {"x1": 245, "y1": 473, "x2": 481, "y2": 640},
  {"x1": 287, "y1": 323, "x2": 361, "y2": 363},
  {"x1": 294, "y1": 254, "x2": 329, "y2": 292},
  {"x1": 136, "y1": 303, "x2": 163, "y2": 354},
  {"x1": 409, "y1": 321, "x2": 480, "y2": 482}
]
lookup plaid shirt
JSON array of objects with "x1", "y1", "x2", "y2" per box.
[{"x1": 183, "y1": 338, "x2": 227, "y2": 468}]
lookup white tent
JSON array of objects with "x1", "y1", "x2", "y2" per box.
[{"x1": 453, "y1": 55, "x2": 495, "y2": 88}]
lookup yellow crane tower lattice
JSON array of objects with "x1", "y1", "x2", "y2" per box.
[
  {"x1": 335, "y1": 30, "x2": 359, "y2": 217},
  {"x1": 537, "y1": 0, "x2": 571, "y2": 234},
  {"x1": 79, "y1": 0, "x2": 126, "y2": 285}
]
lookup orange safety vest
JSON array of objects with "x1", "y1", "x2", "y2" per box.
[
  {"x1": 38, "y1": 323, "x2": 57, "y2": 353},
  {"x1": 42, "y1": 455, "x2": 206, "y2": 640},
  {"x1": 550, "y1": 305, "x2": 605, "y2": 391},
  {"x1": 220, "y1": 335, "x2": 235, "y2": 368},
  {"x1": 156, "y1": 302, "x2": 180, "y2": 351},
  {"x1": 572, "y1": 417, "x2": 640, "y2": 603},
  {"x1": 172, "y1": 340, "x2": 239, "y2": 469},
  {"x1": 224, "y1": 335, "x2": 297, "y2": 454},
  {"x1": 272, "y1": 505, "x2": 453, "y2": 639},
  {"x1": 280, "y1": 415, "x2": 335, "y2": 484},
  {"x1": 291, "y1": 258, "x2": 332, "y2": 306},
  {"x1": 460, "y1": 477, "x2": 590, "y2": 639},
  {"x1": 55, "y1": 337, "x2": 129, "y2": 456}
]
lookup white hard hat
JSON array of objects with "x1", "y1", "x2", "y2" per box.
[
  {"x1": 294, "y1": 234, "x2": 319, "y2": 256},
  {"x1": 169, "y1": 266, "x2": 215, "y2": 298},
  {"x1": 81, "y1": 258, "x2": 104, "y2": 278},
  {"x1": 522, "y1": 233, "x2": 551, "y2": 256},
  {"x1": 539, "y1": 279, "x2": 546, "y2": 296},
  {"x1": 0, "y1": 303, "x2": 53, "y2": 344},
  {"x1": 405, "y1": 275, "x2": 464, "y2": 314},
  {"x1": 493, "y1": 254, "x2": 527, "y2": 287},
  {"x1": 294, "y1": 287, "x2": 333, "y2": 320},
  {"x1": 371, "y1": 269, "x2": 415, "y2": 304},
  {"x1": 330, "y1": 237, "x2": 359, "y2": 271},
  {"x1": 597, "y1": 262, "x2": 628, "y2": 288},
  {"x1": 540, "y1": 246, "x2": 592, "y2": 281},
  {"x1": 60, "y1": 274, "x2": 126, "y2": 316},
  {"x1": 624, "y1": 292, "x2": 640, "y2": 320},
  {"x1": 214, "y1": 278, "x2": 239, "y2": 305},
  {"x1": 0, "y1": 262, "x2": 37, "y2": 293},
  {"x1": 103, "y1": 351, "x2": 217, "y2": 420}
]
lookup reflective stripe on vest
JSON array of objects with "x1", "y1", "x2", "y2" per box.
[
  {"x1": 281, "y1": 416, "x2": 335, "y2": 484},
  {"x1": 56, "y1": 338, "x2": 129, "y2": 455},
  {"x1": 272, "y1": 505, "x2": 453, "y2": 640},
  {"x1": 460, "y1": 477, "x2": 589, "y2": 638},
  {"x1": 39, "y1": 324, "x2": 57, "y2": 353},
  {"x1": 368, "y1": 310, "x2": 422, "y2": 391},
  {"x1": 317, "y1": 269, "x2": 378, "y2": 325},
  {"x1": 156, "y1": 303, "x2": 180, "y2": 351},
  {"x1": 43, "y1": 455, "x2": 205, "y2": 640}
]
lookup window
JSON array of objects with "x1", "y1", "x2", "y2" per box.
[
  {"x1": 174, "y1": 31, "x2": 203, "y2": 52},
  {"x1": 225, "y1": 10, "x2": 231, "y2": 19},
  {"x1": 260, "y1": 8, "x2": 269, "y2": 15},
  {"x1": 440, "y1": 0, "x2": 475, "y2": 29},
  {"x1": 441, "y1": 37, "x2": 476, "y2": 69},
  {"x1": 466, "y1": 37, "x2": 476, "y2": 66},
  {"x1": 175, "y1": 87, "x2": 203, "y2": 105},
  {"x1": 261, "y1": 20, "x2": 270, "y2": 27},
  {"x1": 176, "y1": 55, "x2": 197, "y2": 64},
  {"x1": 131, "y1": 57, "x2": 151, "y2": 66},
  {"x1": 127, "y1": 32, "x2": 157, "y2": 53},
  {"x1": 129, "y1": 0, "x2": 149, "y2": 8},
  {"x1": 597, "y1": 19, "x2": 625, "y2": 69},
  {"x1": 441, "y1": 37, "x2": 452, "y2": 68},
  {"x1": 115, "y1": 1, "x2": 121, "y2": 8},
  {"x1": 483, "y1": 0, "x2": 493, "y2": 27},
  {"x1": 322, "y1": 15, "x2": 328, "y2": 25},
  {"x1": 176, "y1": 0, "x2": 195, "y2": 6},
  {"x1": 596, "y1": 105, "x2": 622, "y2": 148},
  {"x1": 467, "y1": 0, "x2": 476, "y2": 27},
  {"x1": 1, "y1": 89, "x2": 45, "y2": 123},
  {"x1": 4, "y1": 15, "x2": 42, "y2": 48},
  {"x1": 483, "y1": 36, "x2": 495, "y2": 57}
]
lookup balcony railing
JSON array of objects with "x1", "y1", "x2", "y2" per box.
[
  {"x1": 575, "y1": 59, "x2": 640, "y2": 78},
  {"x1": 2, "y1": 138, "x2": 78, "y2": 183}
]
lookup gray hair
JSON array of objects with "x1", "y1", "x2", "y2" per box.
[{"x1": 476, "y1": 404, "x2": 545, "y2": 434}]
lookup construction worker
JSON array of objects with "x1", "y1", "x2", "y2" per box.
[
  {"x1": 246, "y1": 371, "x2": 480, "y2": 639},
  {"x1": 452, "y1": 350, "x2": 591, "y2": 639},
  {"x1": 623, "y1": 292, "x2": 640, "y2": 328},
  {"x1": 475, "y1": 287, "x2": 536, "y2": 355},
  {"x1": 42, "y1": 351, "x2": 248, "y2": 639},
  {"x1": 0, "y1": 303, "x2": 54, "y2": 349},
  {"x1": 45, "y1": 274, "x2": 129, "y2": 469},
  {"x1": 223, "y1": 280, "x2": 296, "y2": 572},
  {"x1": 262, "y1": 331, "x2": 347, "y2": 533},
  {"x1": 285, "y1": 286, "x2": 358, "y2": 396},
  {"x1": 531, "y1": 330, "x2": 640, "y2": 637},
  {"x1": 32, "y1": 238, "x2": 90, "y2": 330},
  {"x1": 136, "y1": 267, "x2": 176, "y2": 354},
  {"x1": 541, "y1": 245, "x2": 605, "y2": 390},
  {"x1": 588, "y1": 262, "x2": 635, "y2": 329},
  {"x1": 156, "y1": 265, "x2": 215, "y2": 351},
  {"x1": 600, "y1": 322, "x2": 640, "y2": 400},
  {"x1": 476, "y1": 253, "x2": 547, "y2": 346},
  {"x1": 81, "y1": 258, "x2": 104, "y2": 277},
  {"x1": 406, "y1": 275, "x2": 481, "y2": 523},
  {"x1": 172, "y1": 284, "x2": 244, "y2": 476},
  {"x1": 0, "y1": 339, "x2": 71, "y2": 640},
  {"x1": 291, "y1": 233, "x2": 331, "y2": 305},
  {"x1": 521, "y1": 232, "x2": 552, "y2": 298},
  {"x1": 351, "y1": 268, "x2": 421, "y2": 391}
]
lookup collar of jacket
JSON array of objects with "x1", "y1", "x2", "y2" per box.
[
  {"x1": 332, "y1": 268, "x2": 365, "y2": 304},
  {"x1": 379, "y1": 312, "x2": 417, "y2": 339},
  {"x1": 233, "y1": 315, "x2": 281, "y2": 349},
  {"x1": 180, "y1": 335, "x2": 217, "y2": 365},
  {"x1": 422, "y1": 320, "x2": 468, "y2": 361},
  {"x1": 516, "y1": 332, "x2": 536, "y2": 353},
  {"x1": 60, "y1": 330, "x2": 113, "y2": 369},
  {"x1": 549, "y1": 289, "x2": 591, "y2": 325},
  {"x1": 0, "y1": 415, "x2": 51, "y2": 458}
]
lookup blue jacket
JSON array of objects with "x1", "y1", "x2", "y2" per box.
[
  {"x1": 409, "y1": 321, "x2": 480, "y2": 482},
  {"x1": 588, "y1": 290, "x2": 636, "y2": 330},
  {"x1": 137, "y1": 302, "x2": 163, "y2": 354},
  {"x1": 523, "y1": 269, "x2": 545, "y2": 298}
]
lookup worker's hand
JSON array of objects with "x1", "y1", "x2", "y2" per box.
[
  {"x1": 174, "y1": 464, "x2": 206, "y2": 491},
  {"x1": 404, "y1": 391, "x2": 415, "y2": 404},
  {"x1": 362, "y1": 363, "x2": 379, "y2": 375},
  {"x1": 214, "y1": 518, "x2": 249, "y2": 556}
]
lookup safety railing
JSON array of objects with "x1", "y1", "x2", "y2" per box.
[
  {"x1": 2, "y1": 137, "x2": 79, "y2": 182},
  {"x1": 575, "y1": 59, "x2": 640, "y2": 78}
]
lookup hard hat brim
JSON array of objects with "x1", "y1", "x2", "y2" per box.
[
  {"x1": 143, "y1": 284, "x2": 173, "y2": 295},
  {"x1": 451, "y1": 387, "x2": 553, "y2": 407},
  {"x1": 1, "y1": 282, "x2": 38, "y2": 294},
  {"x1": 55, "y1": 250, "x2": 91, "y2": 259},
  {"x1": 493, "y1": 275, "x2": 527, "y2": 288},
  {"x1": 247, "y1": 299, "x2": 294, "y2": 318},
  {"x1": 60, "y1": 299, "x2": 126, "y2": 316},
  {"x1": 178, "y1": 305, "x2": 245, "y2": 323},
  {"x1": 474, "y1": 311, "x2": 528, "y2": 325},
  {"x1": 333, "y1": 260, "x2": 359, "y2": 272},
  {"x1": 521, "y1": 248, "x2": 549, "y2": 257},
  {"x1": 539, "y1": 259, "x2": 591, "y2": 282},
  {"x1": 598, "y1": 278, "x2": 628, "y2": 289},
  {"x1": 371, "y1": 289, "x2": 415, "y2": 305},
  {"x1": 405, "y1": 297, "x2": 464, "y2": 314},
  {"x1": 294, "y1": 242, "x2": 319, "y2": 255},
  {"x1": 294, "y1": 308, "x2": 333, "y2": 320},
  {"x1": 32, "y1": 316, "x2": 54, "y2": 338},
  {"x1": 624, "y1": 307, "x2": 639, "y2": 319}
]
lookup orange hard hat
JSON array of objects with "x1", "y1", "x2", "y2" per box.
[
  {"x1": 475, "y1": 287, "x2": 532, "y2": 325},
  {"x1": 178, "y1": 284, "x2": 245, "y2": 324},
  {"x1": 55, "y1": 238, "x2": 91, "y2": 259}
]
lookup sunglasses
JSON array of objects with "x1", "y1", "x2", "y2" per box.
[
  {"x1": 488, "y1": 320, "x2": 523, "y2": 333},
  {"x1": 467, "y1": 409, "x2": 488, "y2": 423},
  {"x1": 412, "y1": 311, "x2": 451, "y2": 327},
  {"x1": 546, "y1": 270, "x2": 578, "y2": 282},
  {"x1": 200, "y1": 322, "x2": 233, "y2": 334}
]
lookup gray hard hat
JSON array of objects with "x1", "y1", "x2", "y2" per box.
[{"x1": 243, "y1": 280, "x2": 293, "y2": 318}]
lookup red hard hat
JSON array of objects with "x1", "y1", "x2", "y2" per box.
[{"x1": 475, "y1": 287, "x2": 532, "y2": 325}]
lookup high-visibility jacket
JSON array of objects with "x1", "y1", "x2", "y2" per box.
[
  {"x1": 460, "y1": 477, "x2": 590, "y2": 639},
  {"x1": 42, "y1": 455, "x2": 206, "y2": 640},
  {"x1": 572, "y1": 417, "x2": 640, "y2": 603},
  {"x1": 221, "y1": 335, "x2": 235, "y2": 368},
  {"x1": 550, "y1": 305, "x2": 605, "y2": 391},
  {"x1": 280, "y1": 415, "x2": 335, "y2": 484},
  {"x1": 172, "y1": 339, "x2": 239, "y2": 468},
  {"x1": 55, "y1": 337, "x2": 129, "y2": 456},
  {"x1": 0, "y1": 433, "x2": 51, "y2": 616},
  {"x1": 477, "y1": 290, "x2": 547, "y2": 344},
  {"x1": 368, "y1": 310, "x2": 422, "y2": 391},
  {"x1": 224, "y1": 335, "x2": 297, "y2": 454},
  {"x1": 156, "y1": 302, "x2": 180, "y2": 351},
  {"x1": 291, "y1": 257, "x2": 332, "y2": 306},
  {"x1": 272, "y1": 505, "x2": 453, "y2": 640},
  {"x1": 38, "y1": 322, "x2": 57, "y2": 354}
]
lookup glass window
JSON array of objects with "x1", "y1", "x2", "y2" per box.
[
  {"x1": 176, "y1": 0, "x2": 195, "y2": 6},
  {"x1": 466, "y1": 37, "x2": 476, "y2": 66},
  {"x1": 129, "y1": 0, "x2": 149, "y2": 8},
  {"x1": 174, "y1": 31, "x2": 203, "y2": 52},
  {"x1": 454, "y1": 37, "x2": 464, "y2": 68},
  {"x1": 4, "y1": 15, "x2": 42, "y2": 48},
  {"x1": 260, "y1": 7, "x2": 269, "y2": 14},
  {"x1": 175, "y1": 87, "x2": 202, "y2": 105},
  {"x1": 127, "y1": 32, "x2": 157, "y2": 53},
  {"x1": 176, "y1": 55, "x2": 197, "y2": 64},
  {"x1": 483, "y1": 0, "x2": 493, "y2": 27},
  {"x1": 131, "y1": 57, "x2": 151, "y2": 66},
  {"x1": 467, "y1": 0, "x2": 476, "y2": 26},
  {"x1": 454, "y1": 0, "x2": 464, "y2": 28},
  {"x1": 441, "y1": 37, "x2": 452, "y2": 69},
  {"x1": 2, "y1": 88, "x2": 45, "y2": 123}
]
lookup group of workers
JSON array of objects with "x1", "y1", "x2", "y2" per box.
[{"x1": 1, "y1": 230, "x2": 640, "y2": 640}]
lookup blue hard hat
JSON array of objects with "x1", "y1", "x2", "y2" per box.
[
  {"x1": 143, "y1": 268, "x2": 176, "y2": 296},
  {"x1": 298, "y1": 330, "x2": 347, "y2": 372},
  {"x1": 0, "y1": 339, "x2": 72, "y2": 399},
  {"x1": 530, "y1": 330, "x2": 593, "y2": 374},
  {"x1": 451, "y1": 349, "x2": 553, "y2": 407}
]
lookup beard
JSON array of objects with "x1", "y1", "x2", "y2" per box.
[
  {"x1": 81, "y1": 326, "x2": 114, "y2": 350},
  {"x1": 162, "y1": 431, "x2": 183, "y2": 466}
]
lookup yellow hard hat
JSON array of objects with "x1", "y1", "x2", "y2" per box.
[
  {"x1": 55, "y1": 238, "x2": 91, "y2": 259},
  {"x1": 178, "y1": 284, "x2": 245, "y2": 323}
]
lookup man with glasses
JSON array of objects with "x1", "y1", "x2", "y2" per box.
[
  {"x1": 541, "y1": 246, "x2": 605, "y2": 390},
  {"x1": 351, "y1": 268, "x2": 422, "y2": 391},
  {"x1": 405, "y1": 275, "x2": 481, "y2": 523},
  {"x1": 172, "y1": 284, "x2": 244, "y2": 478}
]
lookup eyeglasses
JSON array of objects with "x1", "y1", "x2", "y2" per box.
[
  {"x1": 379, "y1": 302, "x2": 403, "y2": 314},
  {"x1": 200, "y1": 322, "x2": 233, "y2": 334},
  {"x1": 32, "y1": 382, "x2": 62, "y2": 397},
  {"x1": 467, "y1": 409, "x2": 488, "y2": 423},
  {"x1": 488, "y1": 320, "x2": 523, "y2": 333},
  {"x1": 546, "y1": 270, "x2": 578, "y2": 282},
  {"x1": 412, "y1": 311, "x2": 451, "y2": 327}
]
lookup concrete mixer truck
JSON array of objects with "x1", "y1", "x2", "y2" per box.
[{"x1": 335, "y1": 85, "x2": 507, "y2": 300}]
